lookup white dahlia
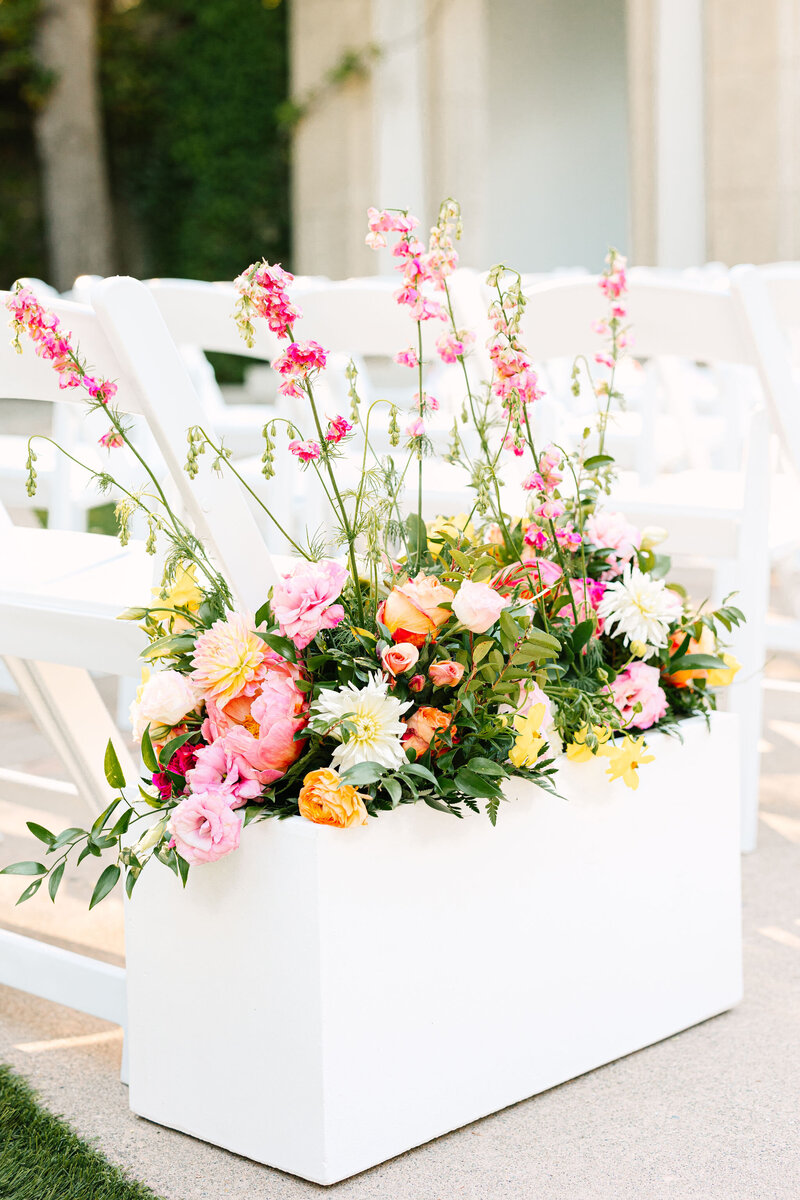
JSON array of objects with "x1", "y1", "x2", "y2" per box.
[
  {"x1": 311, "y1": 675, "x2": 412, "y2": 772},
  {"x1": 596, "y1": 565, "x2": 683, "y2": 655}
]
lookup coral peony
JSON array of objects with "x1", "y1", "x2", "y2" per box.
[
  {"x1": 379, "y1": 574, "x2": 454, "y2": 647},
  {"x1": 168, "y1": 788, "x2": 242, "y2": 865},
  {"x1": 271, "y1": 559, "x2": 348, "y2": 650},
  {"x1": 298, "y1": 768, "x2": 369, "y2": 828}
]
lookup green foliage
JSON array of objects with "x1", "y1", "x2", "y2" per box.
[
  {"x1": 100, "y1": 0, "x2": 290, "y2": 280},
  {"x1": 0, "y1": 1064, "x2": 161, "y2": 1200}
]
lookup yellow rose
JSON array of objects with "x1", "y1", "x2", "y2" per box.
[
  {"x1": 298, "y1": 768, "x2": 369, "y2": 828},
  {"x1": 706, "y1": 654, "x2": 741, "y2": 688}
]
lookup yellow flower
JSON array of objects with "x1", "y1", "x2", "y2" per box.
[
  {"x1": 509, "y1": 702, "x2": 546, "y2": 769},
  {"x1": 565, "y1": 724, "x2": 612, "y2": 763},
  {"x1": 706, "y1": 654, "x2": 741, "y2": 688},
  {"x1": 298, "y1": 768, "x2": 369, "y2": 828},
  {"x1": 604, "y1": 735, "x2": 655, "y2": 790},
  {"x1": 152, "y1": 564, "x2": 203, "y2": 632}
]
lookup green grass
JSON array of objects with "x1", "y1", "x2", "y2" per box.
[{"x1": 0, "y1": 1065, "x2": 160, "y2": 1200}]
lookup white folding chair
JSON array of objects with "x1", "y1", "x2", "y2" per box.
[
  {"x1": 511, "y1": 272, "x2": 777, "y2": 853},
  {"x1": 0, "y1": 276, "x2": 282, "y2": 1057}
]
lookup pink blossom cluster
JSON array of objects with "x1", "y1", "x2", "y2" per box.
[
  {"x1": 288, "y1": 438, "x2": 321, "y2": 463},
  {"x1": 273, "y1": 339, "x2": 327, "y2": 400},
  {"x1": 365, "y1": 207, "x2": 452, "y2": 323},
  {"x1": 593, "y1": 249, "x2": 629, "y2": 376},
  {"x1": 6, "y1": 285, "x2": 119, "y2": 407},
  {"x1": 233, "y1": 262, "x2": 301, "y2": 341},
  {"x1": 487, "y1": 340, "x2": 543, "y2": 455},
  {"x1": 436, "y1": 330, "x2": 474, "y2": 364}
]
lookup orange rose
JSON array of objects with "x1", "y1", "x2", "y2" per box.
[
  {"x1": 428, "y1": 660, "x2": 465, "y2": 688},
  {"x1": 378, "y1": 573, "x2": 454, "y2": 647},
  {"x1": 298, "y1": 768, "x2": 369, "y2": 828},
  {"x1": 381, "y1": 643, "x2": 420, "y2": 677},
  {"x1": 402, "y1": 706, "x2": 455, "y2": 758},
  {"x1": 663, "y1": 626, "x2": 715, "y2": 689}
]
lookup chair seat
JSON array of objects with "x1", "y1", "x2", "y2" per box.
[{"x1": 0, "y1": 527, "x2": 153, "y2": 674}]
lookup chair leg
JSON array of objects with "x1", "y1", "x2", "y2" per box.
[{"x1": 3, "y1": 658, "x2": 139, "y2": 816}]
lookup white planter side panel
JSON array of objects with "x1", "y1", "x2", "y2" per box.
[{"x1": 125, "y1": 713, "x2": 742, "y2": 1185}]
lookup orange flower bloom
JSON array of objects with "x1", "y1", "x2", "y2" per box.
[
  {"x1": 402, "y1": 706, "x2": 455, "y2": 758},
  {"x1": 378, "y1": 573, "x2": 454, "y2": 647},
  {"x1": 662, "y1": 626, "x2": 715, "y2": 689},
  {"x1": 298, "y1": 768, "x2": 369, "y2": 828}
]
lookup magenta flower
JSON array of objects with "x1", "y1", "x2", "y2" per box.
[
  {"x1": 288, "y1": 439, "x2": 321, "y2": 463},
  {"x1": 325, "y1": 415, "x2": 353, "y2": 444}
]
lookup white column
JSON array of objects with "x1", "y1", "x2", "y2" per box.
[
  {"x1": 371, "y1": 0, "x2": 427, "y2": 270},
  {"x1": 656, "y1": 0, "x2": 707, "y2": 266}
]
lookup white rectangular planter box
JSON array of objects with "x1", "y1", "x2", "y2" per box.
[{"x1": 125, "y1": 712, "x2": 742, "y2": 1185}]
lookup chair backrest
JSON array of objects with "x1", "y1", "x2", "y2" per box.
[{"x1": 0, "y1": 279, "x2": 280, "y2": 608}]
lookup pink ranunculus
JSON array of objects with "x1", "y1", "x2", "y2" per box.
[
  {"x1": 381, "y1": 643, "x2": 420, "y2": 677},
  {"x1": 186, "y1": 738, "x2": 263, "y2": 808},
  {"x1": 168, "y1": 787, "x2": 243, "y2": 865},
  {"x1": 271, "y1": 559, "x2": 348, "y2": 649},
  {"x1": 585, "y1": 510, "x2": 641, "y2": 574},
  {"x1": 609, "y1": 661, "x2": 667, "y2": 731},
  {"x1": 452, "y1": 580, "x2": 509, "y2": 634},
  {"x1": 428, "y1": 660, "x2": 465, "y2": 688}
]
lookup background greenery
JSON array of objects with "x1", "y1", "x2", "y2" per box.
[{"x1": 0, "y1": 0, "x2": 290, "y2": 287}]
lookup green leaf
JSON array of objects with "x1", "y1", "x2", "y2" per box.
[
  {"x1": 405, "y1": 513, "x2": 427, "y2": 559},
  {"x1": 472, "y1": 640, "x2": 493, "y2": 665},
  {"x1": 424, "y1": 794, "x2": 461, "y2": 816},
  {"x1": 48, "y1": 861, "x2": 65, "y2": 903},
  {"x1": 140, "y1": 726, "x2": 159, "y2": 773},
  {"x1": 141, "y1": 632, "x2": 197, "y2": 661},
  {"x1": 499, "y1": 610, "x2": 522, "y2": 643},
  {"x1": 381, "y1": 776, "x2": 402, "y2": 806},
  {"x1": 449, "y1": 548, "x2": 471, "y2": 571},
  {"x1": 176, "y1": 854, "x2": 190, "y2": 888},
  {"x1": 338, "y1": 761, "x2": 386, "y2": 786},
  {"x1": 486, "y1": 795, "x2": 501, "y2": 827},
  {"x1": 254, "y1": 600, "x2": 271, "y2": 628},
  {"x1": 402, "y1": 762, "x2": 439, "y2": 786},
  {"x1": 583, "y1": 454, "x2": 615, "y2": 470},
  {"x1": 103, "y1": 740, "x2": 126, "y2": 790},
  {"x1": 89, "y1": 864, "x2": 121, "y2": 910},
  {"x1": 91, "y1": 797, "x2": 121, "y2": 838},
  {"x1": 16, "y1": 878, "x2": 42, "y2": 905},
  {"x1": 26, "y1": 822, "x2": 54, "y2": 846},
  {"x1": 669, "y1": 653, "x2": 725, "y2": 672},
  {"x1": 125, "y1": 868, "x2": 140, "y2": 899},
  {"x1": 117, "y1": 607, "x2": 148, "y2": 621},
  {"x1": 50, "y1": 827, "x2": 85, "y2": 850},
  {"x1": 0, "y1": 861, "x2": 47, "y2": 876},
  {"x1": 110, "y1": 808, "x2": 135, "y2": 839},
  {"x1": 158, "y1": 730, "x2": 197, "y2": 768},
  {"x1": 255, "y1": 631, "x2": 298, "y2": 663},
  {"x1": 571, "y1": 620, "x2": 595, "y2": 655},
  {"x1": 467, "y1": 757, "x2": 508, "y2": 778},
  {"x1": 455, "y1": 767, "x2": 502, "y2": 799}
]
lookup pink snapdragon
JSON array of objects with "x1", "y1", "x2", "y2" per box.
[
  {"x1": 394, "y1": 347, "x2": 419, "y2": 369},
  {"x1": 99, "y1": 429, "x2": 124, "y2": 450},
  {"x1": 365, "y1": 203, "x2": 454, "y2": 322},
  {"x1": 273, "y1": 339, "x2": 327, "y2": 399},
  {"x1": 271, "y1": 559, "x2": 348, "y2": 649},
  {"x1": 6, "y1": 284, "x2": 118, "y2": 405},
  {"x1": 436, "y1": 330, "x2": 473, "y2": 364},
  {"x1": 609, "y1": 661, "x2": 667, "y2": 730},
  {"x1": 234, "y1": 261, "x2": 301, "y2": 341},
  {"x1": 534, "y1": 499, "x2": 566, "y2": 522},
  {"x1": 288, "y1": 439, "x2": 321, "y2": 463},
  {"x1": 325, "y1": 415, "x2": 353, "y2": 444}
]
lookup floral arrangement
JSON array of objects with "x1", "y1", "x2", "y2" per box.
[{"x1": 2, "y1": 200, "x2": 743, "y2": 908}]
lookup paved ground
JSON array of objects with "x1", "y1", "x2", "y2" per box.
[{"x1": 1, "y1": 674, "x2": 799, "y2": 1199}]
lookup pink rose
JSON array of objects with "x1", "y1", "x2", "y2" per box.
[
  {"x1": 168, "y1": 788, "x2": 242, "y2": 865},
  {"x1": 428, "y1": 660, "x2": 465, "y2": 687},
  {"x1": 609, "y1": 661, "x2": 667, "y2": 730},
  {"x1": 187, "y1": 738, "x2": 263, "y2": 808},
  {"x1": 271, "y1": 559, "x2": 348, "y2": 649},
  {"x1": 381, "y1": 643, "x2": 420, "y2": 677},
  {"x1": 452, "y1": 580, "x2": 509, "y2": 633},
  {"x1": 585, "y1": 510, "x2": 641, "y2": 575}
]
